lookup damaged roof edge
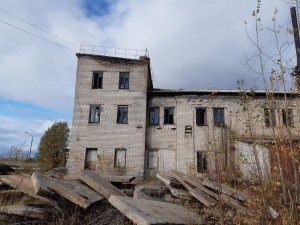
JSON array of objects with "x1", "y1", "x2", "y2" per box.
[{"x1": 149, "y1": 88, "x2": 299, "y2": 97}]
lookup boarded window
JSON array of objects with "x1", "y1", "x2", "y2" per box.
[
  {"x1": 147, "y1": 150, "x2": 158, "y2": 169},
  {"x1": 117, "y1": 106, "x2": 128, "y2": 124},
  {"x1": 114, "y1": 149, "x2": 126, "y2": 168},
  {"x1": 164, "y1": 107, "x2": 174, "y2": 124},
  {"x1": 196, "y1": 108, "x2": 207, "y2": 125},
  {"x1": 213, "y1": 108, "x2": 224, "y2": 125},
  {"x1": 89, "y1": 105, "x2": 100, "y2": 123},
  {"x1": 264, "y1": 108, "x2": 276, "y2": 127},
  {"x1": 92, "y1": 72, "x2": 103, "y2": 89},
  {"x1": 119, "y1": 72, "x2": 129, "y2": 89},
  {"x1": 85, "y1": 148, "x2": 97, "y2": 170},
  {"x1": 197, "y1": 151, "x2": 208, "y2": 173},
  {"x1": 282, "y1": 109, "x2": 294, "y2": 127},
  {"x1": 149, "y1": 108, "x2": 159, "y2": 125}
]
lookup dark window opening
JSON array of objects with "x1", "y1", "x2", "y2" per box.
[
  {"x1": 282, "y1": 109, "x2": 294, "y2": 127},
  {"x1": 114, "y1": 148, "x2": 126, "y2": 168},
  {"x1": 197, "y1": 151, "x2": 208, "y2": 173},
  {"x1": 149, "y1": 108, "x2": 159, "y2": 125},
  {"x1": 264, "y1": 108, "x2": 276, "y2": 127},
  {"x1": 117, "y1": 106, "x2": 128, "y2": 124},
  {"x1": 92, "y1": 72, "x2": 103, "y2": 89},
  {"x1": 119, "y1": 72, "x2": 129, "y2": 89},
  {"x1": 89, "y1": 105, "x2": 100, "y2": 123},
  {"x1": 213, "y1": 108, "x2": 224, "y2": 125},
  {"x1": 164, "y1": 107, "x2": 174, "y2": 124},
  {"x1": 196, "y1": 108, "x2": 207, "y2": 125}
]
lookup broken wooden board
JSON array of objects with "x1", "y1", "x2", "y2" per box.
[
  {"x1": 169, "y1": 170, "x2": 192, "y2": 190},
  {"x1": 104, "y1": 176, "x2": 135, "y2": 183},
  {"x1": 0, "y1": 175, "x2": 55, "y2": 205},
  {"x1": 203, "y1": 178, "x2": 250, "y2": 201},
  {"x1": 221, "y1": 194, "x2": 247, "y2": 210},
  {"x1": 48, "y1": 179, "x2": 104, "y2": 209},
  {"x1": 156, "y1": 173, "x2": 182, "y2": 188},
  {"x1": 189, "y1": 188, "x2": 217, "y2": 208},
  {"x1": 133, "y1": 189, "x2": 155, "y2": 201},
  {"x1": 108, "y1": 195, "x2": 203, "y2": 225},
  {"x1": 183, "y1": 176, "x2": 219, "y2": 199},
  {"x1": 31, "y1": 172, "x2": 56, "y2": 198},
  {"x1": 166, "y1": 184, "x2": 191, "y2": 200},
  {"x1": 77, "y1": 170, "x2": 126, "y2": 199},
  {"x1": 0, "y1": 205, "x2": 47, "y2": 220}
]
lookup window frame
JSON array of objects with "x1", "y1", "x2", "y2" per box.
[
  {"x1": 149, "y1": 107, "x2": 159, "y2": 125},
  {"x1": 117, "y1": 106, "x2": 128, "y2": 124},
  {"x1": 213, "y1": 108, "x2": 225, "y2": 126},
  {"x1": 197, "y1": 151, "x2": 208, "y2": 173},
  {"x1": 282, "y1": 109, "x2": 294, "y2": 127},
  {"x1": 119, "y1": 72, "x2": 130, "y2": 89},
  {"x1": 264, "y1": 108, "x2": 276, "y2": 127},
  {"x1": 164, "y1": 107, "x2": 174, "y2": 124},
  {"x1": 92, "y1": 72, "x2": 103, "y2": 89},
  {"x1": 114, "y1": 148, "x2": 126, "y2": 168},
  {"x1": 89, "y1": 105, "x2": 101, "y2": 123},
  {"x1": 196, "y1": 108, "x2": 207, "y2": 126}
]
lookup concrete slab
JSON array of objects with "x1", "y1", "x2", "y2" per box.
[
  {"x1": 183, "y1": 176, "x2": 219, "y2": 199},
  {"x1": 77, "y1": 170, "x2": 126, "y2": 199},
  {"x1": 156, "y1": 173, "x2": 182, "y2": 187},
  {"x1": 104, "y1": 176, "x2": 135, "y2": 183},
  {"x1": 108, "y1": 195, "x2": 203, "y2": 225},
  {"x1": 166, "y1": 184, "x2": 192, "y2": 200},
  {"x1": 221, "y1": 194, "x2": 247, "y2": 210},
  {"x1": 0, "y1": 175, "x2": 55, "y2": 205},
  {"x1": 31, "y1": 172, "x2": 56, "y2": 198},
  {"x1": 189, "y1": 188, "x2": 216, "y2": 208},
  {"x1": 135, "y1": 185, "x2": 166, "y2": 197},
  {"x1": 48, "y1": 179, "x2": 104, "y2": 209},
  {"x1": 133, "y1": 189, "x2": 155, "y2": 201},
  {"x1": 169, "y1": 170, "x2": 192, "y2": 190},
  {"x1": 0, "y1": 205, "x2": 46, "y2": 220}
]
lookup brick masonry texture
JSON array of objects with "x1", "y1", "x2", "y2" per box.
[{"x1": 68, "y1": 54, "x2": 300, "y2": 179}]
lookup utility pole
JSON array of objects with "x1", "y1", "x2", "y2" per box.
[
  {"x1": 25, "y1": 132, "x2": 41, "y2": 158},
  {"x1": 291, "y1": 7, "x2": 300, "y2": 91}
]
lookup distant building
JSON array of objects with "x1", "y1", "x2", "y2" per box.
[{"x1": 67, "y1": 53, "x2": 299, "y2": 181}]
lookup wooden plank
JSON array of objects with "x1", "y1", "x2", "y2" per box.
[
  {"x1": 221, "y1": 194, "x2": 247, "y2": 211},
  {"x1": 166, "y1": 184, "x2": 192, "y2": 200},
  {"x1": 189, "y1": 188, "x2": 216, "y2": 207},
  {"x1": 169, "y1": 170, "x2": 191, "y2": 190},
  {"x1": 202, "y1": 178, "x2": 249, "y2": 201},
  {"x1": 103, "y1": 176, "x2": 135, "y2": 183},
  {"x1": 183, "y1": 177, "x2": 219, "y2": 199},
  {"x1": 156, "y1": 173, "x2": 182, "y2": 188}
]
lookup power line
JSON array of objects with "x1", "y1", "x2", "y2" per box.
[
  {"x1": 0, "y1": 8, "x2": 80, "y2": 49},
  {"x1": 0, "y1": 19, "x2": 77, "y2": 52}
]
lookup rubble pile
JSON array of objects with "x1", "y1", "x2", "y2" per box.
[{"x1": 0, "y1": 170, "x2": 203, "y2": 224}]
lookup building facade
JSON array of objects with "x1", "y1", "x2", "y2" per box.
[{"x1": 67, "y1": 53, "x2": 300, "y2": 181}]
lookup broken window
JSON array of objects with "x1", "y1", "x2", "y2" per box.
[
  {"x1": 89, "y1": 105, "x2": 100, "y2": 123},
  {"x1": 164, "y1": 107, "x2": 174, "y2": 124},
  {"x1": 197, "y1": 151, "x2": 208, "y2": 173},
  {"x1": 119, "y1": 72, "x2": 129, "y2": 89},
  {"x1": 213, "y1": 108, "x2": 224, "y2": 125},
  {"x1": 147, "y1": 150, "x2": 158, "y2": 169},
  {"x1": 196, "y1": 108, "x2": 207, "y2": 125},
  {"x1": 282, "y1": 109, "x2": 294, "y2": 127},
  {"x1": 114, "y1": 148, "x2": 126, "y2": 168},
  {"x1": 117, "y1": 106, "x2": 128, "y2": 123},
  {"x1": 149, "y1": 108, "x2": 159, "y2": 125},
  {"x1": 264, "y1": 108, "x2": 276, "y2": 127},
  {"x1": 92, "y1": 72, "x2": 103, "y2": 89},
  {"x1": 85, "y1": 148, "x2": 97, "y2": 170}
]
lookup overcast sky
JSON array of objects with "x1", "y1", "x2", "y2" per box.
[{"x1": 0, "y1": 0, "x2": 296, "y2": 156}]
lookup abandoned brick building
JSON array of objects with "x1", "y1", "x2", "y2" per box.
[{"x1": 67, "y1": 52, "x2": 300, "y2": 180}]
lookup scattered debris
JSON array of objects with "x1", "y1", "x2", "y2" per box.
[
  {"x1": 0, "y1": 164, "x2": 15, "y2": 175},
  {"x1": 104, "y1": 176, "x2": 135, "y2": 183},
  {"x1": 77, "y1": 170, "x2": 126, "y2": 199},
  {"x1": 0, "y1": 205, "x2": 47, "y2": 220},
  {"x1": 108, "y1": 195, "x2": 203, "y2": 225},
  {"x1": 48, "y1": 179, "x2": 104, "y2": 209}
]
